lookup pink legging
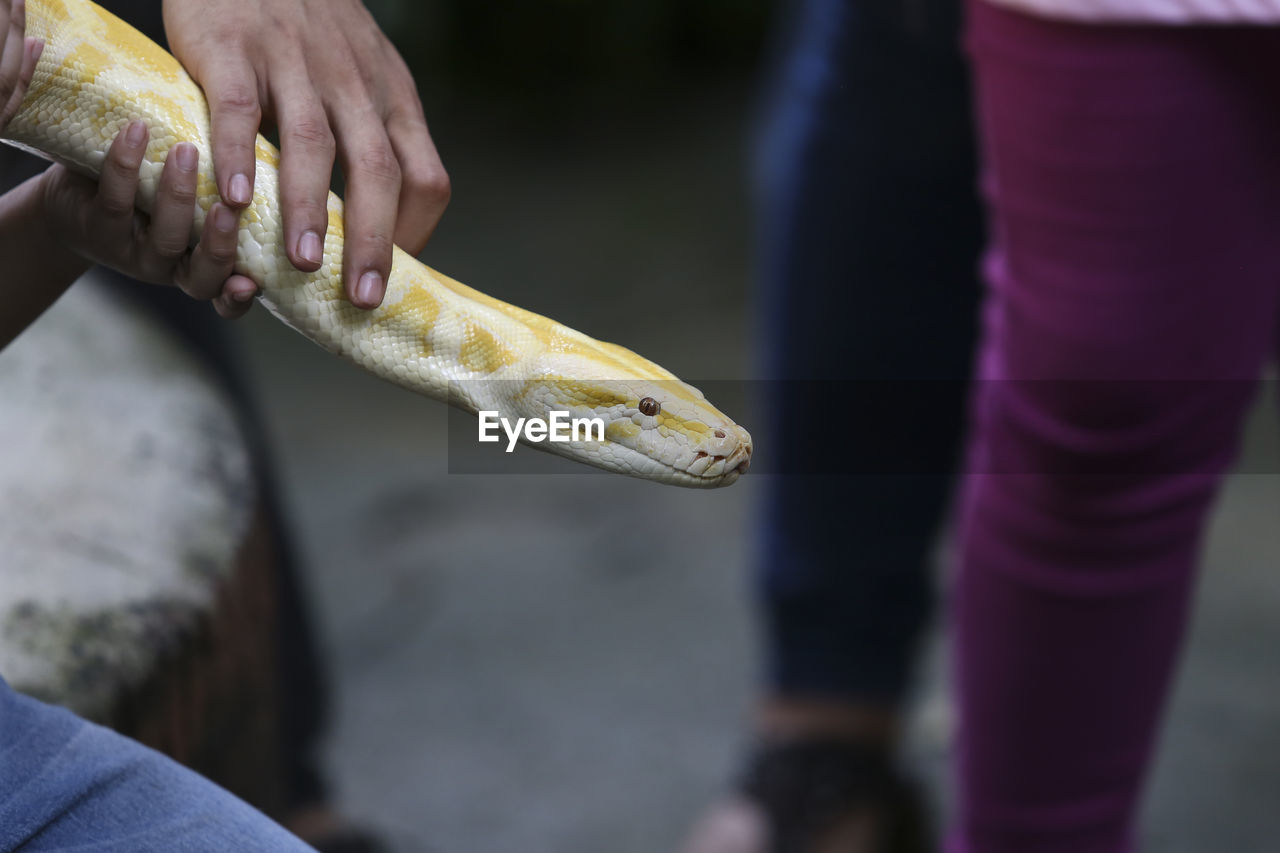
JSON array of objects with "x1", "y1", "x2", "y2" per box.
[{"x1": 953, "y1": 4, "x2": 1280, "y2": 852}]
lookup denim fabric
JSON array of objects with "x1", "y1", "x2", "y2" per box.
[
  {"x1": 753, "y1": 0, "x2": 983, "y2": 703},
  {"x1": 0, "y1": 678, "x2": 314, "y2": 851}
]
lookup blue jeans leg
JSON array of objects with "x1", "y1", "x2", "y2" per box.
[
  {"x1": 754, "y1": 0, "x2": 982, "y2": 703},
  {"x1": 0, "y1": 679, "x2": 315, "y2": 852}
]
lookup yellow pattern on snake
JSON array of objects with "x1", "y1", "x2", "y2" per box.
[{"x1": 4, "y1": 0, "x2": 752, "y2": 487}]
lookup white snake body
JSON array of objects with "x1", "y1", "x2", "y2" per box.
[{"x1": 5, "y1": 0, "x2": 752, "y2": 487}]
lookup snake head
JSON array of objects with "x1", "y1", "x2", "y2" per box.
[
  {"x1": 440, "y1": 304, "x2": 753, "y2": 486},
  {"x1": 516, "y1": 371, "x2": 753, "y2": 488}
]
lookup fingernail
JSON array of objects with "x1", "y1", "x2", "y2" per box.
[
  {"x1": 126, "y1": 120, "x2": 146, "y2": 146},
  {"x1": 214, "y1": 204, "x2": 237, "y2": 232},
  {"x1": 229, "y1": 173, "x2": 251, "y2": 205},
  {"x1": 298, "y1": 230, "x2": 322, "y2": 265},
  {"x1": 356, "y1": 271, "x2": 383, "y2": 307},
  {"x1": 175, "y1": 142, "x2": 197, "y2": 171},
  {"x1": 232, "y1": 286, "x2": 255, "y2": 302}
]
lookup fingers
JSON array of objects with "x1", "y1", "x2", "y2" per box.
[
  {"x1": 202, "y1": 60, "x2": 261, "y2": 210},
  {"x1": 271, "y1": 62, "x2": 335, "y2": 273},
  {"x1": 177, "y1": 201, "x2": 242, "y2": 301},
  {"x1": 97, "y1": 120, "x2": 149, "y2": 219},
  {"x1": 386, "y1": 104, "x2": 450, "y2": 256},
  {"x1": 186, "y1": 202, "x2": 258, "y2": 318},
  {"x1": 212, "y1": 275, "x2": 257, "y2": 319},
  {"x1": 36, "y1": 132, "x2": 144, "y2": 281},
  {"x1": 161, "y1": 0, "x2": 453, "y2": 312},
  {"x1": 334, "y1": 108, "x2": 401, "y2": 309},
  {"x1": 144, "y1": 140, "x2": 199, "y2": 280},
  {"x1": 0, "y1": 36, "x2": 41, "y2": 130},
  {"x1": 0, "y1": 0, "x2": 28, "y2": 126},
  {"x1": 48, "y1": 118, "x2": 254, "y2": 310},
  {"x1": 0, "y1": 0, "x2": 24, "y2": 90},
  {"x1": 160, "y1": 139, "x2": 262, "y2": 313}
]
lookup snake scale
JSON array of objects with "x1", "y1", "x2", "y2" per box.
[{"x1": 4, "y1": 0, "x2": 752, "y2": 487}]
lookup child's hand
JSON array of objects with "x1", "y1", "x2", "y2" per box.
[
  {"x1": 0, "y1": 0, "x2": 43, "y2": 134},
  {"x1": 41, "y1": 120, "x2": 261, "y2": 318}
]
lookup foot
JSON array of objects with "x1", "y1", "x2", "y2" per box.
[
  {"x1": 682, "y1": 794, "x2": 880, "y2": 853},
  {"x1": 680, "y1": 699, "x2": 932, "y2": 853}
]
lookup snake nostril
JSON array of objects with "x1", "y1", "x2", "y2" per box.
[{"x1": 714, "y1": 429, "x2": 726, "y2": 439}]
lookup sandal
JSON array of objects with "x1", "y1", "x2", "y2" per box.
[{"x1": 736, "y1": 737, "x2": 933, "y2": 853}]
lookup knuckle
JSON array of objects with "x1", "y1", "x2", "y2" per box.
[
  {"x1": 215, "y1": 84, "x2": 262, "y2": 120},
  {"x1": 154, "y1": 241, "x2": 188, "y2": 261},
  {"x1": 291, "y1": 193, "x2": 329, "y2": 215},
  {"x1": 151, "y1": 230, "x2": 189, "y2": 259},
  {"x1": 166, "y1": 183, "x2": 197, "y2": 206},
  {"x1": 284, "y1": 197, "x2": 330, "y2": 230},
  {"x1": 357, "y1": 229, "x2": 394, "y2": 262},
  {"x1": 384, "y1": 97, "x2": 423, "y2": 128},
  {"x1": 287, "y1": 115, "x2": 335, "y2": 155},
  {"x1": 206, "y1": 242, "x2": 237, "y2": 266},
  {"x1": 405, "y1": 163, "x2": 451, "y2": 205},
  {"x1": 97, "y1": 193, "x2": 133, "y2": 218},
  {"x1": 354, "y1": 143, "x2": 401, "y2": 185},
  {"x1": 108, "y1": 145, "x2": 143, "y2": 171}
]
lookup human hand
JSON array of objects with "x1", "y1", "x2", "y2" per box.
[
  {"x1": 41, "y1": 121, "x2": 260, "y2": 319},
  {"x1": 0, "y1": 0, "x2": 43, "y2": 134},
  {"x1": 162, "y1": 0, "x2": 450, "y2": 310}
]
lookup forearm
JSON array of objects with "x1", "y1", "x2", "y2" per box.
[{"x1": 0, "y1": 172, "x2": 91, "y2": 349}]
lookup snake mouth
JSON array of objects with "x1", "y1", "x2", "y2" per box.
[
  {"x1": 704, "y1": 448, "x2": 751, "y2": 474},
  {"x1": 679, "y1": 432, "x2": 752, "y2": 486},
  {"x1": 722, "y1": 444, "x2": 752, "y2": 479}
]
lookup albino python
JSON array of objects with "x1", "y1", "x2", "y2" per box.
[{"x1": 3, "y1": 0, "x2": 752, "y2": 487}]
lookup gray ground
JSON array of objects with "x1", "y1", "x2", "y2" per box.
[{"x1": 234, "y1": 85, "x2": 1280, "y2": 852}]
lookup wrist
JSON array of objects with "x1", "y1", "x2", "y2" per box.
[
  {"x1": 35, "y1": 169, "x2": 71, "y2": 250},
  {"x1": 0, "y1": 172, "x2": 91, "y2": 349}
]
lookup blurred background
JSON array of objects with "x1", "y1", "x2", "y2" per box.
[{"x1": 223, "y1": 2, "x2": 1280, "y2": 851}]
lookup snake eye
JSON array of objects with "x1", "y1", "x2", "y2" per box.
[{"x1": 638, "y1": 396, "x2": 660, "y2": 417}]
